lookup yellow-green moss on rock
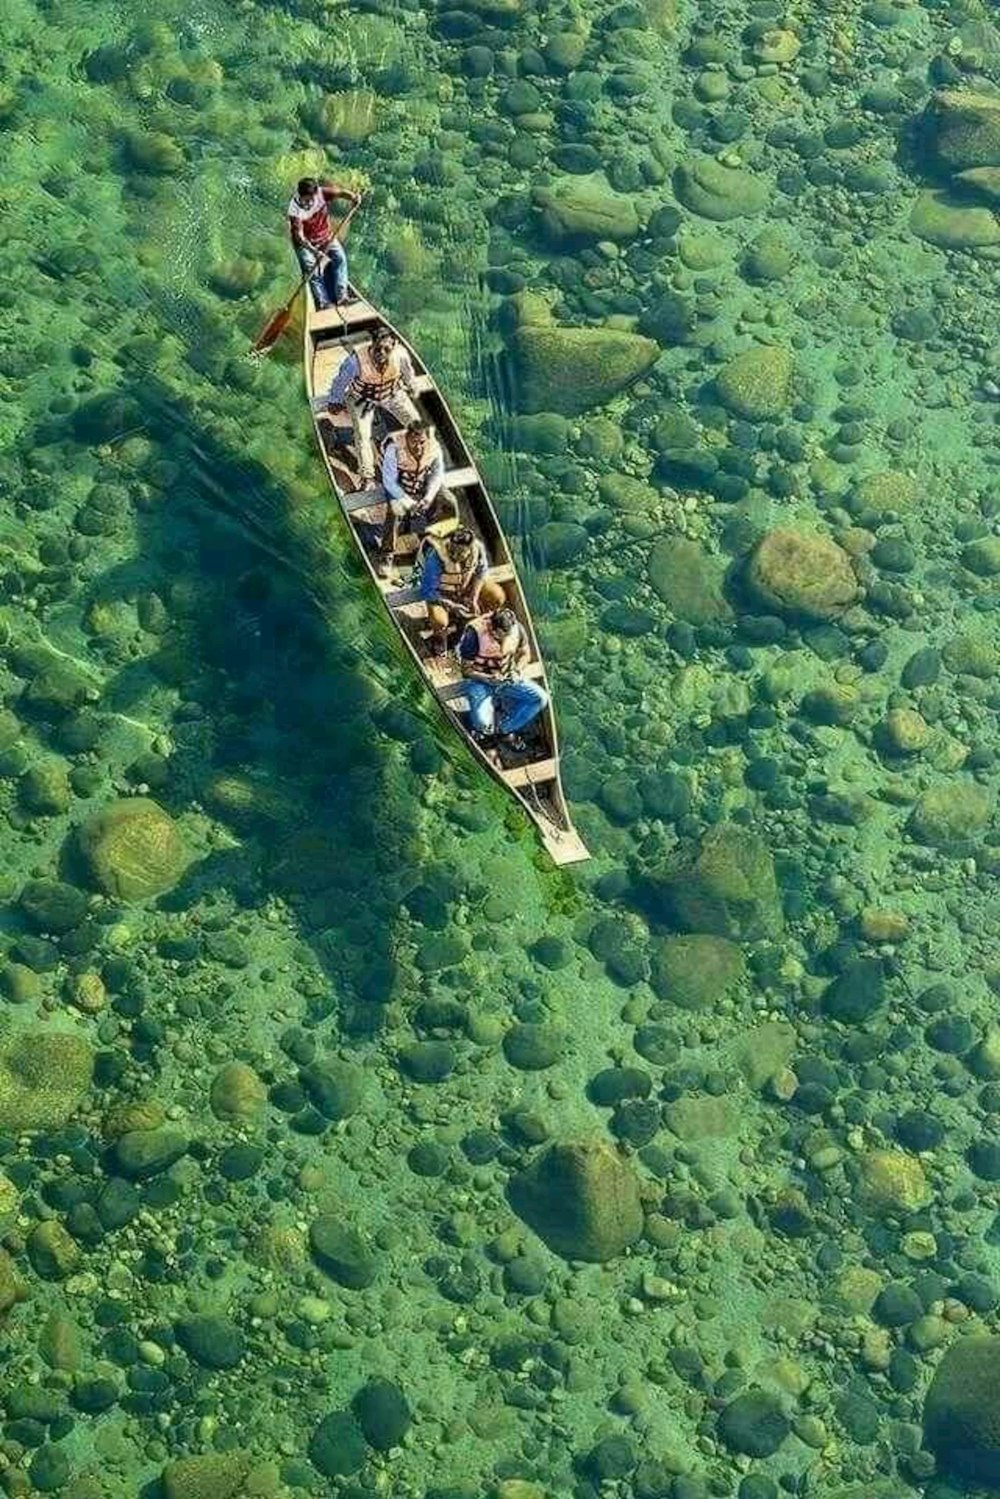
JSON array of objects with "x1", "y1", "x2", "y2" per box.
[
  {"x1": 716, "y1": 346, "x2": 793, "y2": 420},
  {"x1": 78, "y1": 797, "x2": 189, "y2": 902},
  {"x1": 510, "y1": 1139, "x2": 643, "y2": 1261},
  {"x1": 650, "y1": 934, "x2": 745, "y2": 1009},
  {"x1": 511, "y1": 325, "x2": 658, "y2": 416},
  {"x1": 747, "y1": 528, "x2": 858, "y2": 620},
  {"x1": 859, "y1": 1149, "x2": 932, "y2": 1216},
  {"x1": 0, "y1": 1031, "x2": 94, "y2": 1133}
]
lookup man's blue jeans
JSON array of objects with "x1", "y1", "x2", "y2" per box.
[
  {"x1": 465, "y1": 679, "x2": 548, "y2": 736},
  {"x1": 295, "y1": 240, "x2": 347, "y2": 309}
]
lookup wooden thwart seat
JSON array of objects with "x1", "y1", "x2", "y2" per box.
[
  {"x1": 344, "y1": 465, "x2": 480, "y2": 515},
  {"x1": 503, "y1": 757, "x2": 557, "y2": 787},
  {"x1": 311, "y1": 301, "x2": 378, "y2": 332}
]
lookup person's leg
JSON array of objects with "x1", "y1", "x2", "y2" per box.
[
  {"x1": 295, "y1": 243, "x2": 329, "y2": 310},
  {"x1": 426, "y1": 602, "x2": 450, "y2": 654},
  {"x1": 476, "y1": 578, "x2": 506, "y2": 612},
  {"x1": 382, "y1": 390, "x2": 421, "y2": 430},
  {"x1": 378, "y1": 498, "x2": 412, "y2": 570},
  {"x1": 323, "y1": 240, "x2": 348, "y2": 304},
  {"x1": 495, "y1": 680, "x2": 548, "y2": 736},
  {"x1": 464, "y1": 681, "x2": 497, "y2": 736},
  {"x1": 347, "y1": 398, "x2": 376, "y2": 485}
]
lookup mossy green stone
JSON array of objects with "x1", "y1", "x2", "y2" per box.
[
  {"x1": 649, "y1": 823, "x2": 783, "y2": 940},
  {"x1": 317, "y1": 90, "x2": 378, "y2": 144},
  {"x1": 124, "y1": 130, "x2": 185, "y2": 174},
  {"x1": 674, "y1": 155, "x2": 768, "y2": 220},
  {"x1": 510, "y1": 1138, "x2": 643, "y2": 1261},
  {"x1": 962, "y1": 536, "x2": 1000, "y2": 576},
  {"x1": 748, "y1": 528, "x2": 858, "y2": 620},
  {"x1": 161, "y1": 1451, "x2": 252, "y2": 1499},
  {"x1": 177, "y1": 1314, "x2": 245, "y2": 1369},
  {"x1": 716, "y1": 346, "x2": 793, "y2": 420},
  {"x1": 18, "y1": 879, "x2": 88, "y2": 935},
  {"x1": 511, "y1": 325, "x2": 658, "y2": 416},
  {"x1": 27, "y1": 1221, "x2": 80, "y2": 1280},
  {"x1": 925, "y1": 88, "x2": 1000, "y2": 171},
  {"x1": 648, "y1": 537, "x2": 731, "y2": 623},
  {"x1": 650, "y1": 934, "x2": 745, "y2": 1009},
  {"x1": 908, "y1": 781, "x2": 993, "y2": 846},
  {"x1": 0, "y1": 1031, "x2": 94, "y2": 1132},
  {"x1": 855, "y1": 469, "x2": 919, "y2": 515},
  {"x1": 924, "y1": 1336, "x2": 1000, "y2": 1482},
  {"x1": 955, "y1": 166, "x2": 1000, "y2": 205},
  {"x1": 352, "y1": 1378, "x2": 412, "y2": 1451},
  {"x1": 0, "y1": 1248, "x2": 23, "y2": 1316},
  {"x1": 310, "y1": 1217, "x2": 378, "y2": 1288},
  {"x1": 533, "y1": 173, "x2": 640, "y2": 242},
  {"x1": 309, "y1": 1411, "x2": 367, "y2": 1478},
  {"x1": 115, "y1": 1126, "x2": 189, "y2": 1179},
  {"x1": 910, "y1": 189, "x2": 1000, "y2": 249},
  {"x1": 502, "y1": 1022, "x2": 566, "y2": 1070},
  {"x1": 78, "y1": 797, "x2": 188, "y2": 901}
]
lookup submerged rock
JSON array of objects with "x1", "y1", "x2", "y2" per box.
[
  {"x1": 511, "y1": 325, "x2": 658, "y2": 416},
  {"x1": 645, "y1": 823, "x2": 782, "y2": 940},
  {"x1": 716, "y1": 346, "x2": 793, "y2": 420},
  {"x1": 923, "y1": 1336, "x2": 1000, "y2": 1483},
  {"x1": 910, "y1": 189, "x2": 1000, "y2": 249},
  {"x1": 908, "y1": 781, "x2": 993, "y2": 846},
  {"x1": 650, "y1": 934, "x2": 744, "y2": 1009},
  {"x1": 533, "y1": 173, "x2": 640, "y2": 242},
  {"x1": 923, "y1": 88, "x2": 1000, "y2": 172},
  {"x1": 510, "y1": 1139, "x2": 643, "y2": 1261},
  {"x1": 747, "y1": 528, "x2": 858, "y2": 621},
  {"x1": 77, "y1": 797, "x2": 189, "y2": 901},
  {"x1": 647, "y1": 537, "x2": 731, "y2": 623},
  {"x1": 860, "y1": 1149, "x2": 932, "y2": 1215},
  {"x1": 674, "y1": 155, "x2": 768, "y2": 220},
  {"x1": 0, "y1": 1031, "x2": 94, "y2": 1133},
  {"x1": 161, "y1": 1451, "x2": 253, "y2": 1499}
]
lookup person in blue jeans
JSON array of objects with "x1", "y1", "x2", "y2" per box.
[
  {"x1": 287, "y1": 177, "x2": 359, "y2": 310},
  {"x1": 458, "y1": 606, "x2": 548, "y2": 752}
]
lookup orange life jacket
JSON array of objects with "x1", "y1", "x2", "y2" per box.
[
  {"x1": 350, "y1": 343, "x2": 404, "y2": 403},
  {"x1": 386, "y1": 429, "x2": 442, "y2": 498},
  {"x1": 468, "y1": 616, "x2": 519, "y2": 675},
  {"x1": 426, "y1": 534, "x2": 482, "y2": 595}
]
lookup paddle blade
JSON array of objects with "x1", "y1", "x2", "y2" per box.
[{"x1": 251, "y1": 304, "x2": 293, "y2": 355}]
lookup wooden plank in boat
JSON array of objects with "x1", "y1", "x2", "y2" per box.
[
  {"x1": 311, "y1": 301, "x2": 379, "y2": 333},
  {"x1": 504, "y1": 757, "x2": 557, "y2": 788}
]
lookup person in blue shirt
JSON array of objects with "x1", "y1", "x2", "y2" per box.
[
  {"x1": 417, "y1": 526, "x2": 504, "y2": 656},
  {"x1": 458, "y1": 606, "x2": 548, "y2": 751}
]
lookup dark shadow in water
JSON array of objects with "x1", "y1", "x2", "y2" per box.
[{"x1": 69, "y1": 375, "x2": 432, "y2": 1039}]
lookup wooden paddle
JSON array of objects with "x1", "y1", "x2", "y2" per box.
[{"x1": 249, "y1": 198, "x2": 362, "y2": 356}]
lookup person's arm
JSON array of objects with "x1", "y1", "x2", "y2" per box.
[
  {"x1": 381, "y1": 443, "x2": 405, "y2": 502},
  {"x1": 322, "y1": 182, "x2": 360, "y2": 207},
  {"x1": 289, "y1": 211, "x2": 307, "y2": 247},
  {"x1": 512, "y1": 624, "x2": 532, "y2": 674},
  {"x1": 398, "y1": 350, "x2": 417, "y2": 396},
  {"x1": 419, "y1": 452, "x2": 445, "y2": 508},
  {"x1": 418, "y1": 549, "x2": 443, "y2": 603},
  {"x1": 459, "y1": 625, "x2": 492, "y2": 681},
  {"x1": 468, "y1": 546, "x2": 489, "y2": 608},
  {"x1": 325, "y1": 352, "x2": 358, "y2": 409}
]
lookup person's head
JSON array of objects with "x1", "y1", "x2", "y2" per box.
[
  {"x1": 447, "y1": 526, "x2": 475, "y2": 561},
  {"x1": 296, "y1": 176, "x2": 318, "y2": 202},
  {"x1": 492, "y1": 606, "x2": 517, "y2": 638},
  {"x1": 370, "y1": 325, "x2": 396, "y2": 367},
  {"x1": 404, "y1": 420, "x2": 431, "y2": 457}
]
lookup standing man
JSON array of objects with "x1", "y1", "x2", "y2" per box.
[
  {"x1": 458, "y1": 605, "x2": 548, "y2": 752},
  {"x1": 318, "y1": 325, "x2": 420, "y2": 491},
  {"x1": 288, "y1": 176, "x2": 360, "y2": 310}
]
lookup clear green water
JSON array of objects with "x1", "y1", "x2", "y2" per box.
[{"x1": 2, "y1": 0, "x2": 1000, "y2": 1495}]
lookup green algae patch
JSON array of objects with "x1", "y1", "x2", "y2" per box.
[
  {"x1": 510, "y1": 1139, "x2": 643, "y2": 1261},
  {"x1": 859, "y1": 1149, "x2": 932, "y2": 1215},
  {"x1": 0, "y1": 1031, "x2": 94, "y2": 1133},
  {"x1": 161, "y1": 1451, "x2": 254, "y2": 1499},
  {"x1": 77, "y1": 797, "x2": 189, "y2": 901},
  {"x1": 510, "y1": 325, "x2": 658, "y2": 416}
]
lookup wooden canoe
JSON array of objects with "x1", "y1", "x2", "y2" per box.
[{"x1": 302, "y1": 288, "x2": 590, "y2": 866}]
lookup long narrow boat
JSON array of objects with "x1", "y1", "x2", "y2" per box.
[{"x1": 302, "y1": 289, "x2": 590, "y2": 866}]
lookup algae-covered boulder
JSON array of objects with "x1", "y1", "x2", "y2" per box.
[
  {"x1": 647, "y1": 537, "x2": 731, "y2": 623},
  {"x1": 533, "y1": 173, "x2": 640, "y2": 242},
  {"x1": 674, "y1": 156, "x2": 768, "y2": 220},
  {"x1": 210, "y1": 1062, "x2": 267, "y2": 1121},
  {"x1": 860, "y1": 1149, "x2": 932, "y2": 1216},
  {"x1": 956, "y1": 166, "x2": 1000, "y2": 205},
  {"x1": 747, "y1": 528, "x2": 858, "y2": 620},
  {"x1": 0, "y1": 1031, "x2": 94, "y2": 1133},
  {"x1": 510, "y1": 1139, "x2": 643, "y2": 1261},
  {"x1": 0, "y1": 1248, "x2": 24, "y2": 1317},
  {"x1": 78, "y1": 797, "x2": 189, "y2": 901},
  {"x1": 646, "y1": 824, "x2": 783, "y2": 941},
  {"x1": 924, "y1": 88, "x2": 1000, "y2": 172},
  {"x1": 718, "y1": 1388, "x2": 790, "y2": 1457},
  {"x1": 910, "y1": 189, "x2": 1000, "y2": 249},
  {"x1": 716, "y1": 346, "x2": 793, "y2": 420},
  {"x1": 909, "y1": 781, "x2": 993, "y2": 847},
  {"x1": 161, "y1": 1450, "x2": 253, "y2": 1499},
  {"x1": 123, "y1": 130, "x2": 185, "y2": 175},
  {"x1": 855, "y1": 470, "x2": 919, "y2": 516},
  {"x1": 923, "y1": 1337, "x2": 1000, "y2": 1483},
  {"x1": 317, "y1": 90, "x2": 378, "y2": 145},
  {"x1": 650, "y1": 934, "x2": 745, "y2": 1009},
  {"x1": 19, "y1": 879, "x2": 88, "y2": 935},
  {"x1": 510, "y1": 325, "x2": 658, "y2": 416}
]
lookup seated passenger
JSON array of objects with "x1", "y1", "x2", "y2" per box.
[
  {"x1": 418, "y1": 526, "x2": 505, "y2": 656},
  {"x1": 317, "y1": 325, "x2": 419, "y2": 490},
  {"x1": 376, "y1": 421, "x2": 458, "y2": 576},
  {"x1": 458, "y1": 605, "x2": 549, "y2": 752}
]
